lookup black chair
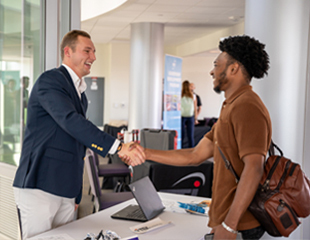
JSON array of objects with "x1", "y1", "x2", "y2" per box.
[
  {"x1": 16, "y1": 207, "x2": 23, "y2": 240},
  {"x1": 87, "y1": 149, "x2": 131, "y2": 191},
  {"x1": 85, "y1": 152, "x2": 133, "y2": 212}
]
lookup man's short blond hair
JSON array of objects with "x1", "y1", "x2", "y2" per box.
[{"x1": 60, "y1": 30, "x2": 91, "y2": 60}]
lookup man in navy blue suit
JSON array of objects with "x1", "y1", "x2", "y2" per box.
[{"x1": 13, "y1": 30, "x2": 144, "y2": 239}]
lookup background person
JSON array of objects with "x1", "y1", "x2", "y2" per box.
[
  {"x1": 126, "y1": 35, "x2": 271, "y2": 240},
  {"x1": 190, "y1": 82, "x2": 202, "y2": 121},
  {"x1": 4, "y1": 79, "x2": 20, "y2": 127},
  {"x1": 13, "y1": 30, "x2": 144, "y2": 240},
  {"x1": 181, "y1": 80, "x2": 197, "y2": 148}
]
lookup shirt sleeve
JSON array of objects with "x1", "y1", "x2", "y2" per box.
[
  {"x1": 108, "y1": 139, "x2": 121, "y2": 154},
  {"x1": 205, "y1": 124, "x2": 215, "y2": 142},
  {"x1": 231, "y1": 101, "x2": 270, "y2": 159}
]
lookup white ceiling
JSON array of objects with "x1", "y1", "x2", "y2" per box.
[{"x1": 81, "y1": 0, "x2": 245, "y2": 47}]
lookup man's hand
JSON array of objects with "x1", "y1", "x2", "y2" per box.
[{"x1": 118, "y1": 142, "x2": 145, "y2": 166}]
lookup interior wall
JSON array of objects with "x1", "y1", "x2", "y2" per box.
[
  {"x1": 175, "y1": 22, "x2": 244, "y2": 57},
  {"x1": 182, "y1": 55, "x2": 223, "y2": 119},
  {"x1": 90, "y1": 41, "x2": 131, "y2": 125},
  {"x1": 87, "y1": 23, "x2": 244, "y2": 126},
  {"x1": 88, "y1": 43, "x2": 111, "y2": 124},
  {"x1": 91, "y1": 41, "x2": 224, "y2": 125},
  {"x1": 110, "y1": 41, "x2": 131, "y2": 122}
]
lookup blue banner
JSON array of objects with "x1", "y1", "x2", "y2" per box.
[{"x1": 163, "y1": 55, "x2": 182, "y2": 149}]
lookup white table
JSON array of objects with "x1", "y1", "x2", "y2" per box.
[{"x1": 29, "y1": 192, "x2": 211, "y2": 240}]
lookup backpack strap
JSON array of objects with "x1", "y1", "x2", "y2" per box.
[
  {"x1": 268, "y1": 140, "x2": 283, "y2": 157},
  {"x1": 217, "y1": 146, "x2": 240, "y2": 183},
  {"x1": 218, "y1": 140, "x2": 283, "y2": 184}
]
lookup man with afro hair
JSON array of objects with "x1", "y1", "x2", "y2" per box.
[{"x1": 125, "y1": 35, "x2": 272, "y2": 239}]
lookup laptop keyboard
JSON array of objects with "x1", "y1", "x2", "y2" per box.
[{"x1": 126, "y1": 207, "x2": 145, "y2": 219}]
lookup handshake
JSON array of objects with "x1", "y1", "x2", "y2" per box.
[{"x1": 117, "y1": 142, "x2": 146, "y2": 166}]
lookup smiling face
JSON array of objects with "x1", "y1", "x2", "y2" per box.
[
  {"x1": 63, "y1": 35, "x2": 96, "y2": 78},
  {"x1": 210, "y1": 52, "x2": 231, "y2": 94}
]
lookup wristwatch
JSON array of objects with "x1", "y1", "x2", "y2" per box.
[{"x1": 115, "y1": 142, "x2": 123, "y2": 154}]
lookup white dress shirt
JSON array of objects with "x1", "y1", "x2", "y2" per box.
[
  {"x1": 62, "y1": 64, "x2": 87, "y2": 99},
  {"x1": 61, "y1": 64, "x2": 120, "y2": 154}
]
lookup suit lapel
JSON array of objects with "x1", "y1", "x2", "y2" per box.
[
  {"x1": 81, "y1": 92, "x2": 88, "y2": 115},
  {"x1": 58, "y1": 66, "x2": 87, "y2": 117}
]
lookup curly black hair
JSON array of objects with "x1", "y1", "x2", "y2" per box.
[{"x1": 219, "y1": 35, "x2": 269, "y2": 79}]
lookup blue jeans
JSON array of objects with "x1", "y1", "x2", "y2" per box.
[{"x1": 181, "y1": 116, "x2": 195, "y2": 148}]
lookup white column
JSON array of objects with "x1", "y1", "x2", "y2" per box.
[
  {"x1": 128, "y1": 22, "x2": 164, "y2": 130},
  {"x1": 45, "y1": 0, "x2": 60, "y2": 70},
  {"x1": 70, "y1": 0, "x2": 81, "y2": 30},
  {"x1": 245, "y1": 0, "x2": 310, "y2": 239},
  {"x1": 45, "y1": 0, "x2": 81, "y2": 70}
]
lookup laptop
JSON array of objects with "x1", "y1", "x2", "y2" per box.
[{"x1": 111, "y1": 176, "x2": 165, "y2": 222}]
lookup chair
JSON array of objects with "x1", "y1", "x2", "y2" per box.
[
  {"x1": 131, "y1": 129, "x2": 177, "y2": 182},
  {"x1": 87, "y1": 149, "x2": 131, "y2": 191},
  {"x1": 16, "y1": 207, "x2": 23, "y2": 240},
  {"x1": 85, "y1": 152, "x2": 133, "y2": 212},
  {"x1": 134, "y1": 129, "x2": 214, "y2": 197}
]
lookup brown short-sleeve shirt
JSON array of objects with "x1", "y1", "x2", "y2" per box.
[{"x1": 205, "y1": 85, "x2": 272, "y2": 231}]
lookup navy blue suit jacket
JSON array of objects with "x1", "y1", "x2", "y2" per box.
[{"x1": 13, "y1": 66, "x2": 115, "y2": 203}]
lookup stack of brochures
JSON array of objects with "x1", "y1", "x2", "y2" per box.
[{"x1": 178, "y1": 199, "x2": 211, "y2": 216}]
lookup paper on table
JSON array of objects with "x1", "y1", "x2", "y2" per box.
[
  {"x1": 130, "y1": 217, "x2": 171, "y2": 234},
  {"x1": 120, "y1": 235, "x2": 139, "y2": 240},
  {"x1": 161, "y1": 199, "x2": 184, "y2": 213},
  {"x1": 30, "y1": 234, "x2": 75, "y2": 240}
]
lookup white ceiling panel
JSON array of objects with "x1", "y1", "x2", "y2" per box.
[
  {"x1": 131, "y1": 0, "x2": 156, "y2": 4},
  {"x1": 114, "y1": 26, "x2": 131, "y2": 39},
  {"x1": 196, "y1": 0, "x2": 245, "y2": 7},
  {"x1": 154, "y1": 0, "x2": 202, "y2": 6},
  {"x1": 119, "y1": 3, "x2": 151, "y2": 12},
  {"x1": 185, "y1": 6, "x2": 232, "y2": 15},
  {"x1": 81, "y1": 0, "x2": 245, "y2": 46},
  {"x1": 134, "y1": 12, "x2": 179, "y2": 22},
  {"x1": 146, "y1": 5, "x2": 189, "y2": 13}
]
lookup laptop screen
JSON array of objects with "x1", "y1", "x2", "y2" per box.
[{"x1": 129, "y1": 176, "x2": 165, "y2": 219}]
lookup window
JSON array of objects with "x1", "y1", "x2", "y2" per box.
[{"x1": 0, "y1": 0, "x2": 42, "y2": 166}]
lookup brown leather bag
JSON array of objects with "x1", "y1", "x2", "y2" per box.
[{"x1": 218, "y1": 142, "x2": 310, "y2": 237}]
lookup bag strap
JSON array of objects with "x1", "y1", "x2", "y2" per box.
[
  {"x1": 217, "y1": 146, "x2": 240, "y2": 183},
  {"x1": 218, "y1": 140, "x2": 283, "y2": 184},
  {"x1": 268, "y1": 140, "x2": 283, "y2": 157}
]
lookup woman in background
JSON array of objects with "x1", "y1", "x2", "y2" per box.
[{"x1": 181, "y1": 80, "x2": 197, "y2": 148}]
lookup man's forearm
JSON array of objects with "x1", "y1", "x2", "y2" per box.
[
  {"x1": 223, "y1": 154, "x2": 264, "y2": 230},
  {"x1": 145, "y1": 137, "x2": 214, "y2": 166},
  {"x1": 145, "y1": 148, "x2": 199, "y2": 166}
]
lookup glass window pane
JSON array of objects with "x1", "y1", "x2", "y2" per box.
[{"x1": 0, "y1": 0, "x2": 42, "y2": 166}]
